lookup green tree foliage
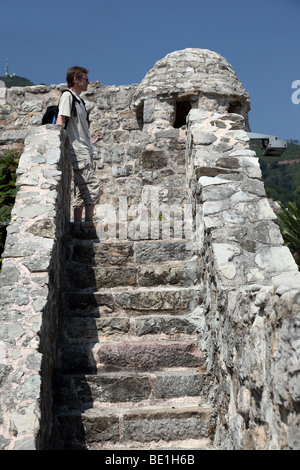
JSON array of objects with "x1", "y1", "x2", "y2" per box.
[
  {"x1": 251, "y1": 142, "x2": 300, "y2": 266},
  {"x1": 0, "y1": 152, "x2": 19, "y2": 270},
  {"x1": 251, "y1": 142, "x2": 300, "y2": 205},
  {"x1": 0, "y1": 75, "x2": 34, "y2": 88},
  {"x1": 277, "y1": 200, "x2": 300, "y2": 267}
]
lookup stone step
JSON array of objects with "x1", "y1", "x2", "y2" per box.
[
  {"x1": 67, "y1": 265, "x2": 137, "y2": 289},
  {"x1": 134, "y1": 240, "x2": 193, "y2": 264},
  {"x1": 62, "y1": 314, "x2": 197, "y2": 342},
  {"x1": 88, "y1": 437, "x2": 214, "y2": 450},
  {"x1": 67, "y1": 261, "x2": 195, "y2": 289},
  {"x1": 66, "y1": 236, "x2": 192, "y2": 264},
  {"x1": 97, "y1": 340, "x2": 204, "y2": 370},
  {"x1": 53, "y1": 224, "x2": 209, "y2": 450},
  {"x1": 68, "y1": 224, "x2": 193, "y2": 265},
  {"x1": 68, "y1": 221, "x2": 100, "y2": 240},
  {"x1": 65, "y1": 286, "x2": 201, "y2": 317},
  {"x1": 54, "y1": 369, "x2": 208, "y2": 409},
  {"x1": 67, "y1": 240, "x2": 135, "y2": 266},
  {"x1": 53, "y1": 402, "x2": 213, "y2": 450},
  {"x1": 58, "y1": 339, "x2": 204, "y2": 373}
]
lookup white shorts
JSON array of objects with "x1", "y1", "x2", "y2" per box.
[{"x1": 73, "y1": 163, "x2": 101, "y2": 207}]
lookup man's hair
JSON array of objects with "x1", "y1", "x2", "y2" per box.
[{"x1": 66, "y1": 66, "x2": 90, "y2": 87}]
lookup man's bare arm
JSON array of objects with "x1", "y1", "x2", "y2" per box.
[{"x1": 56, "y1": 115, "x2": 68, "y2": 127}]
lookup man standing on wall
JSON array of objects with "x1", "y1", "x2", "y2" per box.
[{"x1": 56, "y1": 66, "x2": 101, "y2": 222}]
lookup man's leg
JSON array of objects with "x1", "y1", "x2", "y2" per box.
[
  {"x1": 73, "y1": 165, "x2": 101, "y2": 222},
  {"x1": 85, "y1": 204, "x2": 95, "y2": 221},
  {"x1": 74, "y1": 206, "x2": 84, "y2": 222}
]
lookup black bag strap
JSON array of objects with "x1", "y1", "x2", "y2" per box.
[
  {"x1": 61, "y1": 89, "x2": 81, "y2": 117},
  {"x1": 60, "y1": 89, "x2": 88, "y2": 128}
]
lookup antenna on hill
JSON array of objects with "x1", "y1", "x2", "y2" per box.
[{"x1": 5, "y1": 58, "x2": 9, "y2": 77}]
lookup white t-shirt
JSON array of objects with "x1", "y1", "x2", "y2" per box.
[{"x1": 58, "y1": 90, "x2": 93, "y2": 169}]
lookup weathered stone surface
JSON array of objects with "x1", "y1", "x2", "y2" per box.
[
  {"x1": 70, "y1": 241, "x2": 134, "y2": 265},
  {"x1": 13, "y1": 436, "x2": 36, "y2": 450},
  {"x1": 26, "y1": 218, "x2": 56, "y2": 238},
  {"x1": 122, "y1": 406, "x2": 212, "y2": 443},
  {"x1": 0, "y1": 48, "x2": 299, "y2": 452},
  {"x1": 97, "y1": 340, "x2": 203, "y2": 369},
  {"x1": 56, "y1": 409, "x2": 120, "y2": 447},
  {"x1": 134, "y1": 315, "x2": 195, "y2": 336},
  {"x1": 255, "y1": 246, "x2": 297, "y2": 273},
  {"x1": 134, "y1": 48, "x2": 249, "y2": 103},
  {"x1": 68, "y1": 265, "x2": 137, "y2": 289},
  {"x1": 138, "y1": 262, "x2": 190, "y2": 286},
  {"x1": 66, "y1": 291, "x2": 114, "y2": 315},
  {"x1": 10, "y1": 403, "x2": 40, "y2": 436},
  {"x1": 0, "y1": 126, "x2": 71, "y2": 450},
  {"x1": 136, "y1": 240, "x2": 190, "y2": 263},
  {"x1": 54, "y1": 370, "x2": 206, "y2": 408},
  {"x1": 59, "y1": 372, "x2": 153, "y2": 405},
  {"x1": 0, "y1": 264, "x2": 20, "y2": 286},
  {"x1": 141, "y1": 150, "x2": 168, "y2": 169},
  {"x1": 65, "y1": 317, "x2": 130, "y2": 340},
  {"x1": 215, "y1": 157, "x2": 241, "y2": 169},
  {"x1": 187, "y1": 110, "x2": 300, "y2": 450},
  {"x1": 192, "y1": 128, "x2": 218, "y2": 145},
  {"x1": 154, "y1": 370, "x2": 206, "y2": 399},
  {"x1": 196, "y1": 166, "x2": 237, "y2": 178},
  {"x1": 114, "y1": 287, "x2": 197, "y2": 312}
]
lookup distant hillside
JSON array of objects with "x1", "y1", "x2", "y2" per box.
[
  {"x1": 251, "y1": 141, "x2": 300, "y2": 206},
  {"x1": 0, "y1": 75, "x2": 35, "y2": 88}
]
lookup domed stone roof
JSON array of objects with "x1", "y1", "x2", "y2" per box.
[{"x1": 134, "y1": 48, "x2": 249, "y2": 104}]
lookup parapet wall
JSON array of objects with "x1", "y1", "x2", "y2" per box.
[
  {"x1": 186, "y1": 109, "x2": 300, "y2": 450},
  {"x1": 1, "y1": 109, "x2": 298, "y2": 450},
  {"x1": 0, "y1": 126, "x2": 71, "y2": 450},
  {"x1": 0, "y1": 48, "x2": 299, "y2": 450}
]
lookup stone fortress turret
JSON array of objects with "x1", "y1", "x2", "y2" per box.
[
  {"x1": 133, "y1": 48, "x2": 250, "y2": 131},
  {"x1": 0, "y1": 48, "x2": 299, "y2": 451}
]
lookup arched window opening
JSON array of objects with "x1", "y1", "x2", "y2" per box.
[
  {"x1": 173, "y1": 100, "x2": 192, "y2": 128},
  {"x1": 228, "y1": 101, "x2": 242, "y2": 114},
  {"x1": 136, "y1": 102, "x2": 144, "y2": 130}
]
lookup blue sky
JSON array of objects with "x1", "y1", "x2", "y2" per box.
[{"x1": 2, "y1": 0, "x2": 300, "y2": 140}]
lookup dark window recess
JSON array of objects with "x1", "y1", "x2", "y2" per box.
[
  {"x1": 173, "y1": 101, "x2": 192, "y2": 128},
  {"x1": 136, "y1": 102, "x2": 144, "y2": 130},
  {"x1": 228, "y1": 101, "x2": 242, "y2": 114}
]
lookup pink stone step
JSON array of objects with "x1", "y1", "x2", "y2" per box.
[
  {"x1": 97, "y1": 340, "x2": 204, "y2": 370},
  {"x1": 54, "y1": 403, "x2": 213, "y2": 449}
]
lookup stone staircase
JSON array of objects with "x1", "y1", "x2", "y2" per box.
[{"x1": 51, "y1": 222, "x2": 214, "y2": 450}]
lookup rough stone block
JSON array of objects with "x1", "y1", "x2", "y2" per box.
[
  {"x1": 57, "y1": 372, "x2": 153, "y2": 406},
  {"x1": 65, "y1": 317, "x2": 130, "y2": 340},
  {"x1": 97, "y1": 340, "x2": 204, "y2": 369},
  {"x1": 56, "y1": 409, "x2": 120, "y2": 448},
  {"x1": 136, "y1": 240, "x2": 190, "y2": 264},
  {"x1": 191, "y1": 127, "x2": 218, "y2": 145},
  {"x1": 154, "y1": 370, "x2": 206, "y2": 399},
  {"x1": 138, "y1": 262, "x2": 190, "y2": 286},
  {"x1": 134, "y1": 315, "x2": 195, "y2": 336},
  {"x1": 65, "y1": 292, "x2": 114, "y2": 316},
  {"x1": 141, "y1": 150, "x2": 168, "y2": 169},
  {"x1": 68, "y1": 265, "x2": 137, "y2": 289},
  {"x1": 114, "y1": 287, "x2": 197, "y2": 313},
  {"x1": 69, "y1": 241, "x2": 134, "y2": 265},
  {"x1": 122, "y1": 406, "x2": 212, "y2": 442}
]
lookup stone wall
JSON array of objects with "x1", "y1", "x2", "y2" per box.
[
  {"x1": 0, "y1": 48, "x2": 299, "y2": 450},
  {"x1": 0, "y1": 80, "x2": 190, "y2": 231},
  {"x1": 0, "y1": 49, "x2": 251, "y2": 231},
  {"x1": 0, "y1": 126, "x2": 71, "y2": 450},
  {"x1": 185, "y1": 109, "x2": 300, "y2": 450}
]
